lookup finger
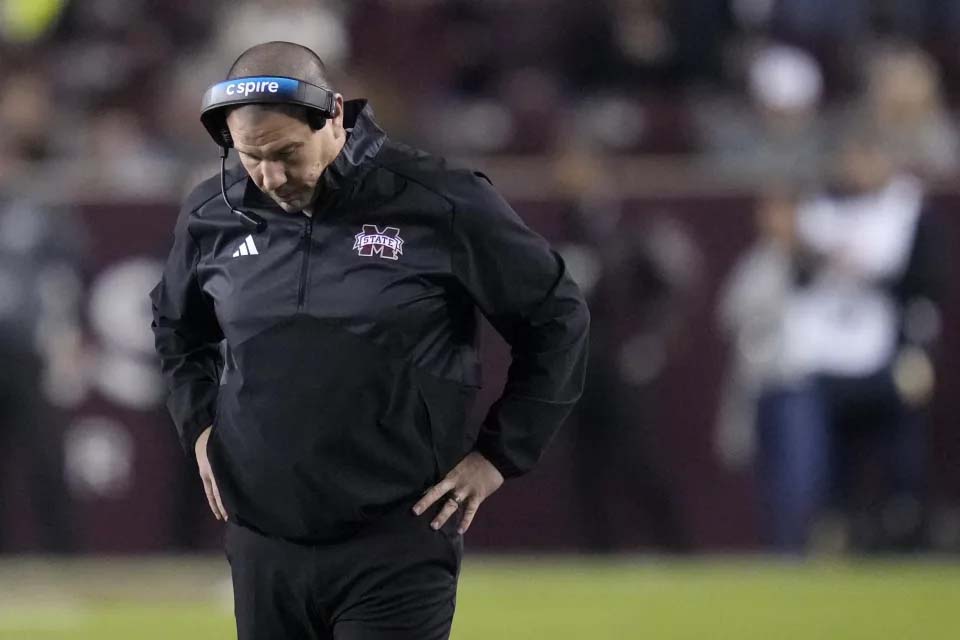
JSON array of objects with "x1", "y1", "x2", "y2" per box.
[
  {"x1": 431, "y1": 496, "x2": 462, "y2": 530},
  {"x1": 210, "y1": 473, "x2": 229, "y2": 521},
  {"x1": 201, "y1": 475, "x2": 221, "y2": 521},
  {"x1": 457, "y1": 496, "x2": 481, "y2": 534},
  {"x1": 412, "y1": 478, "x2": 455, "y2": 515}
]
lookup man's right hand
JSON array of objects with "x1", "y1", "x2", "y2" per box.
[{"x1": 195, "y1": 426, "x2": 228, "y2": 521}]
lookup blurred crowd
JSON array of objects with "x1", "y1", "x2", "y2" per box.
[
  {"x1": 3, "y1": 0, "x2": 960, "y2": 197},
  {"x1": 0, "y1": 0, "x2": 958, "y2": 555}
]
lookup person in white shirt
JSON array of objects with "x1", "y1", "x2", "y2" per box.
[{"x1": 717, "y1": 125, "x2": 945, "y2": 552}]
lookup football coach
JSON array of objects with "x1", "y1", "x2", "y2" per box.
[{"x1": 150, "y1": 41, "x2": 589, "y2": 639}]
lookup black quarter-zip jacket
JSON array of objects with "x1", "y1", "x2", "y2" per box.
[{"x1": 150, "y1": 100, "x2": 589, "y2": 542}]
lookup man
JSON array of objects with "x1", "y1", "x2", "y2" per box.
[
  {"x1": 718, "y1": 126, "x2": 945, "y2": 553},
  {"x1": 150, "y1": 41, "x2": 589, "y2": 639},
  {"x1": 0, "y1": 198, "x2": 83, "y2": 553}
]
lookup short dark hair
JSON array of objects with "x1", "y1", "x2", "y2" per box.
[
  {"x1": 227, "y1": 41, "x2": 331, "y2": 89},
  {"x1": 225, "y1": 41, "x2": 333, "y2": 129}
]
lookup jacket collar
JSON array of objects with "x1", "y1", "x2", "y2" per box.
[{"x1": 242, "y1": 99, "x2": 385, "y2": 210}]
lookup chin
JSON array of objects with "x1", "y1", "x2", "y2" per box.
[{"x1": 274, "y1": 199, "x2": 300, "y2": 213}]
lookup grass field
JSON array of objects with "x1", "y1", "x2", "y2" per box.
[{"x1": 0, "y1": 555, "x2": 957, "y2": 639}]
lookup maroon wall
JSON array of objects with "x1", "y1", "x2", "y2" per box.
[{"x1": 5, "y1": 194, "x2": 955, "y2": 552}]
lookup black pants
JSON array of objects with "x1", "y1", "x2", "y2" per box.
[
  {"x1": 225, "y1": 501, "x2": 463, "y2": 639},
  {"x1": 756, "y1": 370, "x2": 925, "y2": 552}
]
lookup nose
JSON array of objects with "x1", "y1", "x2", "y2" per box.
[{"x1": 260, "y1": 160, "x2": 287, "y2": 193}]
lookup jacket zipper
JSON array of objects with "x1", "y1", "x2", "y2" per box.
[{"x1": 297, "y1": 215, "x2": 314, "y2": 311}]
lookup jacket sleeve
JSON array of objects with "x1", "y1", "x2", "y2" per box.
[
  {"x1": 449, "y1": 173, "x2": 590, "y2": 478},
  {"x1": 149, "y1": 202, "x2": 224, "y2": 457}
]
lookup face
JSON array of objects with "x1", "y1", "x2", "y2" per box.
[
  {"x1": 226, "y1": 97, "x2": 345, "y2": 213},
  {"x1": 755, "y1": 192, "x2": 796, "y2": 247},
  {"x1": 835, "y1": 140, "x2": 893, "y2": 194}
]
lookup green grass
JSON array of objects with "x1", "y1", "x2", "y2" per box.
[{"x1": 1, "y1": 556, "x2": 958, "y2": 639}]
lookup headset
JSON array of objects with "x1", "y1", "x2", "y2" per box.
[{"x1": 200, "y1": 75, "x2": 338, "y2": 232}]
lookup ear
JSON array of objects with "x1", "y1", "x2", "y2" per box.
[{"x1": 328, "y1": 93, "x2": 346, "y2": 137}]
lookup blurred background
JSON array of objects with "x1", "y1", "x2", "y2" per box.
[{"x1": 0, "y1": 0, "x2": 959, "y2": 637}]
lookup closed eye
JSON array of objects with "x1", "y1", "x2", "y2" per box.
[{"x1": 238, "y1": 143, "x2": 301, "y2": 162}]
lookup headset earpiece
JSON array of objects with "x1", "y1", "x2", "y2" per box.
[
  {"x1": 307, "y1": 111, "x2": 327, "y2": 131},
  {"x1": 219, "y1": 125, "x2": 234, "y2": 148}
]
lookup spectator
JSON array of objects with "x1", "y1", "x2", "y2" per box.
[
  {"x1": 557, "y1": 148, "x2": 699, "y2": 551},
  {"x1": 864, "y1": 44, "x2": 959, "y2": 180},
  {"x1": 715, "y1": 186, "x2": 801, "y2": 472},
  {"x1": 720, "y1": 124, "x2": 946, "y2": 552},
  {"x1": 695, "y1": 43, "x2": 828, "y2": 185},
  {"x1": 0, "y1": 198, "x2": 86, "y2": 552}
]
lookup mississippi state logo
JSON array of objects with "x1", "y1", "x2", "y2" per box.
[{"x1": 353, "y1": 224, "x2": 403, "y2": 260}]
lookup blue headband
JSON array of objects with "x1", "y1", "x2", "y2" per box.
[{"x1": 200, "y1": 75, "x2": 336, "y2": 147}]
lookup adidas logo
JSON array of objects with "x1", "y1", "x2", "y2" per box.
[{"x1": 232, "y1": 235, "x2": 259, "y2": 258}]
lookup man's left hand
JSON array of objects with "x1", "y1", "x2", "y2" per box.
[{"x1": 413, "y1": 451, "x2": 504, "y2": 534}]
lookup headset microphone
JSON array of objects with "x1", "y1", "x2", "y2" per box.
[
  {"x1": 219, "y1": 146, "x2": 266, "y2": 233},
  {"x1": 200, "y1": 75, "x2": 337, "y2": 233}
]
